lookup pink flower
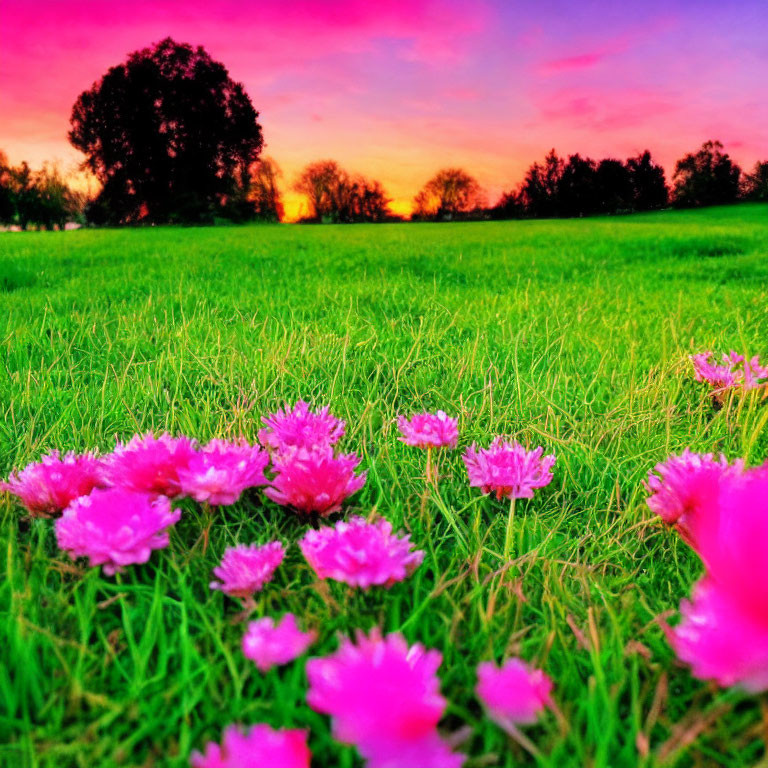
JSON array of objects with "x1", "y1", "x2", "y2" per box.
[
  {"x1": 210, "y1": 541, "x2": 285, "y2": 599},
  {"x1": 101, "y1": 432, "x2": 197, "y2": 497},
  {"x1": 673, "y1": 577, "x2": 768, "y2": 693},
  {"x1": 259, "y1": 400, "x2": 345, "y2": 452},
  {"x1": 306, "y1": 630, "x2": 461, "y2": 766},
  {"x1": 178, "y1": 438, "x2": 269, "y2": 505},
  {"x1": 742, "y1": 355, "x2": 768, "y2": 390},
  {"x1": 668, "y1": 470, "x2": 768, "y2": 691},
  {"x1": 463, "y1": 439, "x2": 556, "y2": 501},
  {"x1": 690, "y1": 351, "x2": 739, "y2": 390},
  {"x1": 190, "y1": 724, "x2": 310, "y2": 768},
  {"x1": 242, "y1": 614, "x2": 316, "y2": 672},
  {"x1": 644, "y1": 449, "x2": 743, "y2": 545},
  {"x1": 397, "y1": 411, "x2": 458, "y2": 450},
  {"x1": 684, "y1": 470, "x2": 768, "y2": 618},
  {"x1": 363, "y1": 733, "x2": 464, "y2": 768},
  {"x1": 2, "y1": 450, "x2": 104, "y2": 518},
  {"x1": 476, "y1": 658, "x2": 553, "y2": 730},
  {"x1": 299, "y1": 516, "x2": 424, "y2": 588},
  {"x1": 265, "y1": 446, "x2": 366, "y2": 516},
  {"x1": 55, "y1": 488, "x2": 180, "y2": 575},
  {"x1": 691, "y1": 350, "x2": 768, "y2": 395}
]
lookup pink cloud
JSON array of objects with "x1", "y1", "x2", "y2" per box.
[
  {"x1": 534, "y1": 88, "x2": 678, "y2": 132},
  {"x1": 538, "y1": 13, "x2": 677, "y2": 76},
  {"x1": 542, "y1": 51, "x2": 611, "y2": 74}
]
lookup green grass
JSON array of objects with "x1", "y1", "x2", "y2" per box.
[{"x1": 2, "y1": 203, "x2": 768, "y2": 768}]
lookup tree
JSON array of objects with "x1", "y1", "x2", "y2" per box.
[
  {"x1": 0, "y1": 151, "x2": 14, "y2": 226},
  {"x1": 742, "y1": 161, "x2": 768, "y2": 201},
  {"x1": 294, "y1": 160, "x2": 347, "y2": 222},
  {"x1": 0, "y1": 159, "x2": 82, "y2": 230},
  {"x1": 595, "y1": 159, "x2": 633, "y2": 214},
  {"x1": 558, "y1": 154, "x2": 598, "y2": 217},
  {"x1": 496, "y1": 149, "x2": 667, "y2": 220},
  {"x1": 489, "y1": 189, "x2": 524, "y2": 220},
  {"x1": 248, "y1": 157, "x2": 284, "y2": 221},
  {"x1": 30, "y1": 164, "x2": 82, "y2": 230},
  {"x1": 345, "y1": 177, "x2": 391, "y2": 222},
  {"x1": 519, "y1": 150, "x2": 563, "y2": 218},
  {"x1": 69, "y1": 37, "x2": 263, "y2": 225},
  {"x1": 412, "y1": 168, "x2": 484, "y2": 220},
  {"x1": 7, "y1": 162, "x2": 37, "y2": 230},
  {"x1": 626, "y1": 151, "x2": 668, "y2": 211},
  {"x1": 672, "y1": 140, "x2": 741, "y2": 208},
  {"x1": 294, "y1": 160, "x2": 391, "y2": 222}
]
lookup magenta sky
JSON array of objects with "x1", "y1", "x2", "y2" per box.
[{"x1": 1, "y1": 0, "x2": 766, "y2": 217}]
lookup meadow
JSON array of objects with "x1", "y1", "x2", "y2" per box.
[{"x1": 2, "y1": 203, "x2": 768, "y2": 768}]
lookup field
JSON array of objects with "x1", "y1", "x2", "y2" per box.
[{"x1": 2, "y1": 203, "x2": 768, "y2": 768}]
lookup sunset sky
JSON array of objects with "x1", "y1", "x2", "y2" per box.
[{"x1": 1, "y1": 0, "x2": 766, "y2": 219}]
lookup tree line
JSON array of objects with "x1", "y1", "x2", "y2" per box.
[
  {"x1": 0, "y1": 153, "x2": 85, "y2": 231},
  {"x1": 486, "y1": 141, "x2": 767, "y2": 221},
  {"x1": 293, "y1": 161, "x2": 396, "y2": 223},
  {"x1": 1, "y1": 37, "x2": 766, "y2": 229},
  {"x1": 261, "y1": 144, "x2": 768, "y2": 223}
]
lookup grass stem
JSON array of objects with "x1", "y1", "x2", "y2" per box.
[{"x1": 504, "y1": 495, "x2": 516, "y2": 561}]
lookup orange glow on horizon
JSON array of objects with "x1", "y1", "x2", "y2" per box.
[{"x1": 282, "y1": 194, "x2": 412, "y2": 222}]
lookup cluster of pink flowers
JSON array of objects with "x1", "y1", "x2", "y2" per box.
[
  {"x1": 2, "y1": 402, "x2": 566, "y2": 766},
  {"x1": 645, "y1": 450, "x2": 768, "y2": 691},
  {"x1": 463, "y1": 439, "x2": 556, "y2": 500},
  {"x1": 3, "y1": 409, "x2": 556, "y2": 556},
  {"x1": 691, "y1": 350, "x2": 767, "y2": 398},
  {"x1": 3, "y1": 432, "x2": 274, "y2": 575},
  {"x1": 192, "y1": 629, "x2": 553, "y2": 766},
  {"x1": 303, "y1": 631, "x2": 553, "y2": 767},
  {"x1": 260, "y1": 400, "x2": 366, "y2": 515},
  {"x1": 190, "y1": 724, "x2": 310, "y2": 768},
  {"x1": 299, "y1": 516, "x2": 424, "y2": 588},
  {"x1": 396, "y1": 410, "x2": 557, "y2": 507},
  {"x1": 2, "y1": 402, "x2": 369, "y2": 575},
  {"x1": 100, "y1": 432, "x2": 274, "y2": 506}
]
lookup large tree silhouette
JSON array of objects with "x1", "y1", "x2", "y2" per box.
[
  {"x1": 672, "y1": 140, "x2": 741, "y2": 208},
  {"x1": 69, "y1": 38, "x2": 263, "y2": 224}
]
